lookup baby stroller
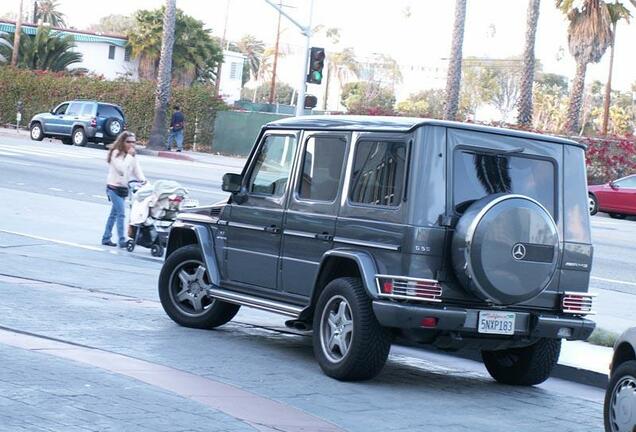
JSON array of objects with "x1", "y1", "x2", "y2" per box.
[{"x1": 125, "y1": 180, "x2": 197, "y2": 257}]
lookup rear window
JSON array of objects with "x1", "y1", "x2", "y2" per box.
[
  {"x1": 453, "y1": 150, "x2": 556, "y2": 217},
  {"x1": 98, "y1": 104, "x2": 123, "y2": 119}
]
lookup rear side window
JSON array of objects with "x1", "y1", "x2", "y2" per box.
[
  {"x1": 453, "y1": 150, "x2": 556, "y2": 216},
  {"x1": 98, "y1": 105, "x2": 123, "y2": 119},
  {"x1": 81, "y1": 103, "x2": 94, "y2": 116},
  {"x1": 66, "y1": 102, "x2": 83, "y2": 116},
  {"x1": 298, "y1": 136, "x2": 347, "y2": 202},
  {"x1": 349, "y1": 140, "x2": 407, "y2": 207}
]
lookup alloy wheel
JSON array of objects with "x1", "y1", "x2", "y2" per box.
[
  {"x1": 320, "y1": 295, "x2": 354, "y2": 363},
  {"x1": 31, "y1": 125, "x2": 41, "y2": 140},
  {"x1": 73, "y1": 130, "x2": 85, "y2": 145},
  {"x1": 608, "y1": 374, "x2": 636, "y2": 432},
  {"x1": 110, "y1": 121, "x2": 122, "y2": 135},
  {"x1": 588, "y1": 196, "x2": 596, "y2": 214},
  {"x1": 168, "y1": 260, "x2": 215, "y2": 317}
]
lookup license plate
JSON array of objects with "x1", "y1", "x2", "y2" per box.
[
  {"x1": 95, "y1": 132, "x2": 103, "y2": 138},
  {"x1": 478, "y1": 311, "x2": 516, "y2": 335},
  {"x1": 181, "y1": 199, "x2": 199, "y2": 208}
]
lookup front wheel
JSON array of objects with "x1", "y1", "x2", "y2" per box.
[
  {"x1": 312, "y1": 277, "x2": 391, "y2": 381},
  {"x1": 151, "y1": 243, "x2": 164, "y2": 257},
  {"x1": 589, "y1": 194, "x2": 599, "y2": 216},
  {"x1": 30, "y1": 123, "x2": 44, "y2": 141},
  {"x1": 158, "y1": 245, "x2": 240, "y2": 329},
  {"x1": 604, "y1": 360, "x2": 636, "y2": 432},
  {"x1": 482, "y1": 338, "x2": 561, "y2": 386}
]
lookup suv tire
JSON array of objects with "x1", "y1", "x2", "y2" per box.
[
  {"x1": 104, "y1": 117, "x2": 123, "y2": 137},
  {"x1": 313, "y1": 277, "x2": 391, "y2": 381},
  {"x1": 159, "y1": 245, "x2": 240, "y2": 329},
  {"x1": 604, "y1": 360, "x2": 636, "y2": 432},
  {"x1": 72, "y1": 127, "x2": 87, "y2": 146},
  {"x1": 482, "y1": 338, "x2": 561, "y2": 386},
  {"x1": 30, "y1": 122, "x2": 44, "y2": 141}
]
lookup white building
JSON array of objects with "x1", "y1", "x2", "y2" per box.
[
  {"x1": 0, "y1": 20, "x2": 138, "y2": 80},
  {"x1": 218, "y1": 50, "x2": 246, "y2": 105}
]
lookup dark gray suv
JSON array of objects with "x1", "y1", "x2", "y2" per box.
[
  {"x1": 158, "y1": 116, "x2": 596, "y2": 385},
  {"x1": 29, "y1": 100, "x2": 125, "y2": 146}
]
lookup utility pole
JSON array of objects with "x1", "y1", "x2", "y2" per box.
[
  {"x1": 11, "y1": 0, "x2": 24, "y2": 67},
  {"x1": 268, "y1": 0, "x2": 283, "y2": 105},
  {"x1": 215, "y1": 0, "x2": 231, "y2": 97},
  {"x1": 265, "y1": 0, "x2": 314, "y2": 116}
]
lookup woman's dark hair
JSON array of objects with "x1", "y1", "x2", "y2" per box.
[
  {"x1": 107, "y1": 131, "x2": 135, "y2": 163},
  {"x1": 173, "y1": 105, "x2": 180, "y2": 110}
]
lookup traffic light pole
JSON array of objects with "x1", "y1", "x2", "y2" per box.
[{"x1": 264, "y1": 0, "x2": 314, "y2": 116}]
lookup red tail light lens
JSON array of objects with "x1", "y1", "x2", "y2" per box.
[
  {"x1": 90, "y1": 117, "x2": 97, "y2": 127},
  {"x1": 420, "y1": 317, "x2": 438, "y2": 328},
  {"x1": 381, "y1": 281, "x2": 393, "y2": 294}
]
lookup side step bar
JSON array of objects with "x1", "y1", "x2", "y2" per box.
[{"x1": 206, "y1": 287, "x2": 303, "y2": 318}]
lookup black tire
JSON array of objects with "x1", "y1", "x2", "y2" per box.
[
  {"x1": 30, "y1": 122, "x2": 44, "y2": 141},
  {"x1": 159, "y1": 245, "x2": 240, "y2": 329},
  {"x1": 482, "y1": 338, "x2": 561, "y2": 386},
  {"x1": 126, "y1": 239, "x2": 135, "y2": 252},
  {"x1": 72, "y1": 127, "x2": 87, "y2": 146},
  {"x1": 604, "y1": 360, "x2": 636, "y2": 432},
  {"x1": 104, "y1": 117, "x2": 123, "y2": 137},
  {"x1": 589, "y1": 193, "x2": 599, "y2": 216},
  {"x1": 312, "y1": 277, "x2": 391, "y2": 381},
  {"x1": 609, "y1": 213, "x2": 626, "y2": 220},
  {"x1": 151, "y1": 244, "x2": 164, "y2": 257}
]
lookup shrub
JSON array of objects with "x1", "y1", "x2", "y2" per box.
[
  {"x1": 0, "y1": 66, "x2": 228, "y2": 149},
  {"x1": 581, "y1": 136, "x2": 636, "y2": 184}
]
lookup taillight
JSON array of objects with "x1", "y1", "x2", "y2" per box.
[
  {"x1": 90, "y1": 117, "x2": 97, "y2": 127},
  {"x1": 376, "y1": 275, "x2": 442, "y2": 302},
  {"x1": 562, "y1": 292, "x2": 595, "y2": 315}
]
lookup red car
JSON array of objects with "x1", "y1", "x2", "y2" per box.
[{"x1": 588, "y1": 174, "x2": 636, "y2": 218}]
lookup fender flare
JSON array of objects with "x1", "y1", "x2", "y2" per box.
[{"x1": 166, "y1": 222, "x2": 221, "y2": 287}]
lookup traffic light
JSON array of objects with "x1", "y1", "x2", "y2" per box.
[
  {"x1": 306, "y1": 47, "x2": 325, "y2": 85},
  {"x1": 304, "y1": 95, "x2": 318, "y2": 109}
]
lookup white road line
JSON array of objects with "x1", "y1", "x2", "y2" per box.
[
  {"x1": 0, "y1": 229, "x2": 104, "y2": 252},
  {"x1": 591, "y1": 276, "x2": 636, "y2": 287},
  {"x1": 0, "y1": 158, "x2": 34, "y2": 166}
]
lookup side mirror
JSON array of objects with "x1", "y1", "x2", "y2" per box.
[
  {"x1": 609, "y1": 181, "x2": 619, "y2": 190},
  {"x1": 222, "y1": 173, "x2": 243, "y2": 193}
]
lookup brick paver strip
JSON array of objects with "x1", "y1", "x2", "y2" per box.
[{"x1": 0, "y1": 327, "x2": 343, "y2": 432}]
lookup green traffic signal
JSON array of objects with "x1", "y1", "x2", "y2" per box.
[{"x1": 307, "y1": 47, "x2": 325, "y2": 85}]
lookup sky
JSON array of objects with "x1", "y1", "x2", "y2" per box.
[{"x1": 2, "y1": 0, "x2": 636, "y2": 95}]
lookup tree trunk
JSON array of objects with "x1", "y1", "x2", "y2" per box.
[
  {"x1": 11, "y1": 0, "x2": 24, "y2": 66},
  {"x1": 148, "y1": 0, "x2": 177, "y2": 149},
  {"x1": 601, "y1": 21, "x2": 616, "y2": 136},
  {"x1": 517, "y1": 0, "x2": 540, "y2": 127},
  {"x1": 443, "y1": 0, "x2": 467, "y2": 121},
  {"x1": 565, "y1": 60, "x2": 587, "y2": 135}
]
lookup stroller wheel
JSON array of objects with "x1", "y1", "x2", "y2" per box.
[
  {"x1": 151, "y1": 243, "x2": 164, "y2": 257},
  {"x1": 126, "y1": 239, "x2": 135, "y2": 252}
]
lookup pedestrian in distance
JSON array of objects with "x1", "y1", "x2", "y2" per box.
[
  {"x1": 101, "y1": 131, "x2": 146, "y2": 248},
  {"x1": 167, "y1": 105, "x2": 185, "y2": 152}
]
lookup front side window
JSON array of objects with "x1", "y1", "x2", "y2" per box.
[
  {"x1": 615, "y1": 175, "x2": 636, "y2": 188},
  {"x1": 248, "y1": 135, "x2": 297, "y2": 197},
  {"x1": 453, "y1": 150, "x2": 556, "y2": 216},
  {"x1": 54, "y1": 103, "x2": 68, "y2": 115},
  {"x1": 349, "y1": 140, "x2": 407, "y2": 207},
  {"x1": 299, "y1": 136, "x2": 347, "y2": 202}
]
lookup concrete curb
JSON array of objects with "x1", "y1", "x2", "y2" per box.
[{"x1": 136, "y1": 148, "x2": 195, "y2": 162}]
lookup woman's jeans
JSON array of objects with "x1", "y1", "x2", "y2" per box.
[{"x1": 102, "y1": 188, "x2": 126, "y2": 245}]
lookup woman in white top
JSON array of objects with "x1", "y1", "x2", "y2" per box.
[{"x1": 101, "y1": 131, "x2": 146, "y2": 247}]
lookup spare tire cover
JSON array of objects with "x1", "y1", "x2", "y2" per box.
[{"x1": 451, "y1": 194, "x2": 559, "y2": 305}]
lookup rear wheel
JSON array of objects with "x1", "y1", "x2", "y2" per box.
[
  {"x1": 30, "y1": 122, "x2": 44, "y2": 141},
  {"x1": 609, "y1": 213, "x2": 626, "y2": 220},
  {"x1": 72, "y1": 127, "x2": 87, "y2": 146},
  {"x1": 482, "y1": 338, "x2": 561, "y2": 386},
  {"x1": 104, "y1": 117, "x2": 123, "y2": 137},
  {"x1": 159, "y1": 245, "x2": 239, "y2": 329},
  {"x1": 313, "y1": 277, "x2": 391, "y2": 381},
  {"x1": 604, "y1": 360, "x2": 636, "y2": 432},
  {"x1": 589, "y1": 194, "x2": 598, "y2": 216}
]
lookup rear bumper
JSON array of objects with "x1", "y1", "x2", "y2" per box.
[{"x1": 372, "y1": 300, "x2": 595, "y2": 341}]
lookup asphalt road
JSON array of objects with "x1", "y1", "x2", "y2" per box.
[{"x1": 0, "y1": 131, "x2": 628, "y2": 431}]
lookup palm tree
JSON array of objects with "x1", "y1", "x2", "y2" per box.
[
  {"x1": 558, "y1": 0, "x2": 613, "y2": 134},
  {"x1": 233, "y1": 35, "x2": 265, "y2": 83},
  {"x1": 517, "y1": 0, "x2": 541, "y2": 127},
  {"x1": 323, "y1": 48, "x2": 360, "y2": 110},
  {"x1": 0, "y1": 26, "x2": 82, "y2": 71},
  {"x1": 443, "y1": 0, "x2": 468, "y2": 120},
  {"x1": 148, "y1": 0, "x2": 176, "y2": 150},
  {"x1": 600, "y1": 1, "x2": 635, "y2": 135},
  {"x1": 35, "y1": 0, "x2": 67, "y2": 27},
  {"x1": 11, "y1": 0, "x2": 23, "y2": 66}
]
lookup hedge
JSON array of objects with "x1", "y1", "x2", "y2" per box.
[{"x1": 0, "y1": 66, "x2": 227, "y2": 149}]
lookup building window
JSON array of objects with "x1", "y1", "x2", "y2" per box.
[
  {"x1": 108, "y1": 45, "x2": 116, "y2": 60},
  {"x1": 229, "y1": 62, "x2": 241, "y2": 80},
  {"x1": 124, "y1": 46, "x2": 131, "y2": 62}
]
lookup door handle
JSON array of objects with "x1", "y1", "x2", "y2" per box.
[
  {"x1": 315, "y1": 232, "x2": 334, "y2": 241},
  {"x1": 264, "y1": 225, "x2": 280, "y2": 234}
]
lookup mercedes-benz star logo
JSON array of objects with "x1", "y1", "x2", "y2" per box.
[{"x1": 512, "y1": 243, "x2": 527, "y2": 260}]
